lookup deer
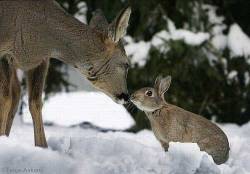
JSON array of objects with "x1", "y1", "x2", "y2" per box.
[
  {"x1": 130, "y1": 76, "x2": 230, "y2": 164},
  {"x1": 0, "y1": 0, "x2": 131, "y2": 147}
]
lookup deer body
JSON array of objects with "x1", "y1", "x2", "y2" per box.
[
  {"x1": 0, "y1": 0, "x2": 98, "y2": 70},
  {"x1": 0, "y1": 0, "x2": 131, "y2": 147},
  {"x1": 131, "y1": 76, "x2": 230, "y2": 164}
]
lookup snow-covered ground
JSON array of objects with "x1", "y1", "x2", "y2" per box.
[
  {"x1": 22, "y1": 92, "x2": 135, "y2": 130},
  {"x1": 1, "y1": 99, "x2": 250, "y2": 174}
]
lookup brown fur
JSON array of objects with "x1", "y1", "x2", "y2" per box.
[
  {"x1": 0, "y1": 0, "x2": 131, "y2": 147},
  {"x1": 131, "y1": 76, "x2": 230, "y2": 164},
  {"x1": 0, "y1": 56, "x2": 20, "y2": 136}
]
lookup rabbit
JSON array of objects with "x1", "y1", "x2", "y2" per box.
[{"x1": 130, "y1": 76, "x2": 230, "y2": 165}]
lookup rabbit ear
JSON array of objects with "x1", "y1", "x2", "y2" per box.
[
  {"x1": 155, "y1": 76, "x2": 171, "y2": 100},
  {"x1": 154, "y1": 75, "x2": 162, "y2": 91}
]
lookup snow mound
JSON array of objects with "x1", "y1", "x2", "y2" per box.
[
  {"x1": 0, "y1": 137, "x2": 77, "y2": 174},
  {"x1": 166, "y1": 142, "x2": 219, "y2": 174},
  {"x1": 22, "y1": 92, "x2": 135, "y2": 130},
  {"x1": 49, "y1": 136, "x2": 168, "y2": 174},
  {"x1": 0, "y1": 135, "x2": 218, "y2": 174},
  {"x1": 2, "y1": 121, "x2": 250, "y2": 174}
]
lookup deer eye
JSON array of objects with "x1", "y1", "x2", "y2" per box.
[
  {"x1": 124, "y1": 63, "x2": 129, "y2": 69},
  {"x1": 145, "y1": 90, "x2": 153, "y2": 97}
]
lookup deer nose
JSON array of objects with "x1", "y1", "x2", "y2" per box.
[{"x1": 117, "y1": 93, "x2": 130, "y2": 102}]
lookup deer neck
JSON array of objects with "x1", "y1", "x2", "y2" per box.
[{"x1": 46, "y1": 3, "x2": 102, "y2": 67}]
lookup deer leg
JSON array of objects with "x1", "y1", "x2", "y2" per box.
[
  {"x1": 26, "y1": 59, "x2": 49, "y2": 147},
  {"x1": 6, "y1": 71, "x2": 21, "y2": 136},
  {"x1": 0, "y1": 58, "x2": 13, "y2": 136}
]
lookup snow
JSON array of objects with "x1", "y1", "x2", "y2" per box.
[
  {"x1": 211, "y1": 34, "x2": 227, "y2": 50},
  {"x1": 125, "y1": 19, "x2": 210, "y2": 67},
  {"x1": 166, "y1": 20, "x2": 210, "y2": 46},
  {"x1": 124, "y1": 37, "x2": 151, "y2": 67},
  {"x1": 202, "y1": 5, "x2": 250, "y2": 58},
  {"x1": 0, "y1": 137, "x2": 76, "y2": 174},
  {"x1": 124, "y1": 4, "x2": 250, "y2": 69},
  {"x1": 201, "y1": 4, "x2": 227, "y2": 51},
  {"x1": 0, "y1": 114, "x2": 250, "y2": 174},
  {"x1": 151, "y1": 30, "x2": 170, "y2": 47},
  {"x1": 170, "y1": 29, "x2": 209, "y2": 45},
  {"x1": 22, "y1": 91, "x2": 135, "y2": 130},
  {"x1": 165, "y1": 142, "x2": 217, "y2": 174},
  {"x1": 124, "y1": 4, "x2": 250, "y2": 68},
  {"x1": 202, "y1": 5, "x2": 224, "y2": 24},
  {"x1": 66, "y1": 65, "x2": 94, "y2": 91},
  {"x1": 74, "y1": 2, "x2": 88, "y2": 24},
  {"x1": 151, "y1": 19, "x2": 210, "y2": 47},
  {"x1": 227, "y1": 70, "x2": 238, "y2": 80},
  {"x1": 244, "y1": 72, "x2": 250, "y2": 85},
  {"x1": 228, "y1": 24, "x2": 250, "y2": 57}
]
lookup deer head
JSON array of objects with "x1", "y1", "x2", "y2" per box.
[{"x1": 75, "y1": 7, "x2": 131, "y2": 104}]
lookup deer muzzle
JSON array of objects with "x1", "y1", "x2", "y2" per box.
[{"x1": 116, "y1": 93, "x2": 130, "y2": 104}]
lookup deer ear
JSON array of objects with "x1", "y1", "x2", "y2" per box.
[
  {"x1": 89, "y1": 9, "x2": 109, "y2": 33},
  {"x1": 155, "y1": 76, "x2": 171, "y2": 100},
  {"x1": 108, "y1": 7, "x2": 131, "y2": 43}
]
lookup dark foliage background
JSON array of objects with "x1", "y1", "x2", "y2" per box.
[{"x1": 45, "y1": 0, "x2": 250, "y2": 131}]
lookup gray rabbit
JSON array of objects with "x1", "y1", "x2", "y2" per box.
[{"x1": 130, "y1": 76, "x2": 230, "y2": 164}]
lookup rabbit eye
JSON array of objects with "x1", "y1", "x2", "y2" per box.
[
  {"x1": 145, "y1": 90, "x2": 153, "y2": 97},
  {"x1": 87, "y1": 76, "x2": 98, "y2": 81}
]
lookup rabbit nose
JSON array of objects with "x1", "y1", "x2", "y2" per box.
[{"x1": 117, "y1": 93, "x2": 130, "y2": 102}]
